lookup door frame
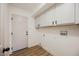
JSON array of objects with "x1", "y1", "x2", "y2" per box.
[
  {"x1": 9, "y1": 13, "x2": 28, "y2": 54},
  {"x1": 0, "y1": 4, "x2": 4, "y2": 55}
]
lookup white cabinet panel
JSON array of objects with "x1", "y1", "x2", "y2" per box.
[
  {"x1": 35, "y1": 6, "x2": 56, "y2": 28},
  {"x1": 75, "y1": 4, "x2": 79, "y2": 24},
  {"x1": 55, "y1": 3, "x2": 75, "y2": 25}
]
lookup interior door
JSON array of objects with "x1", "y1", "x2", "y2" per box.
[{"x1": 12, "y1": 14, "x2": 28, "y2": 51}]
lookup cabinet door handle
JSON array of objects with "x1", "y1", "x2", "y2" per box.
[
  {"x1": 55, "y1": 20, "x2": 57, "y2": 24},
  {"x1": 52, "y1": 21, "x2": 54, "y2": 24}
]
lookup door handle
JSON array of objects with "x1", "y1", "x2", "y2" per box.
[{"x1": 55, "y1": 20, "x2": 57, "y2": 24}]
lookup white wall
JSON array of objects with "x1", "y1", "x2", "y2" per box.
[
  {"x1": 9, "y1": 6, "x2": 30, "y2": 17},
  {"x1": 28, "y1": 17, "x2": 40, "y2": 47},
  {"x1": 36, "y1": 25, "x2": 79, "y2": 56},
  {"x1": 35, "y1": 4, "x2": 79, "y2": 55}
]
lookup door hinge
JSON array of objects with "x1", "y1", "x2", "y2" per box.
[
  {"x1": 11, "y1": 17, "x2": 13, "y2": 20},
  {"x1": 26, "y1": 31, "x2": 28, "y2": 35},
  {"x1": 11, "y1": 32, "x2": 13, "y2": 35}
]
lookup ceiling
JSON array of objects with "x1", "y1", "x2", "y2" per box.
[{"x1": 9, "y1": 3, "x2": 42, "y2": 13}]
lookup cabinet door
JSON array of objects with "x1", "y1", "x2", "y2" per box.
[
  {"x1": 75, "y1": 3, "x2": 79, "y2": 24},
  {"x1": 44, "y1": 6, "x2": 56, "y2": 26},
  {"x1": 55, "y1": 3, "x2": 75, "y2": 25},
  {"x1": 35, "y1": 6, "x2": 56, "y2": 27}
]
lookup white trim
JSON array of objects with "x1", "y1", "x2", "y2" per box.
[{"x1": 8, "y1": 12, "x2": 13, "y2": 55}]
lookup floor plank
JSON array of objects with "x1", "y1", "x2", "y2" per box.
[{"x1": 10, "y1": 45, "x2": 52, "y2": 56}]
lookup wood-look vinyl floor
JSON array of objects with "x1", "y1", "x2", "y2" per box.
[{"x1": 10, "y1": 45, "x2": 52, "y2": 56}]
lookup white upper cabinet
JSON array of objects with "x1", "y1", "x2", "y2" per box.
[
  {"x1": 35, "y1": 6, "x2": 56, "y2": 28},
  {"x1": 35, "y1": 3, "x2": 75, "y2": 28},
  {"x1": 55, "y1": 3, "x2": 75, "y2": 25},
  {"x1": 75, "y1": 4, "x2": 79, "y2": 24}
]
